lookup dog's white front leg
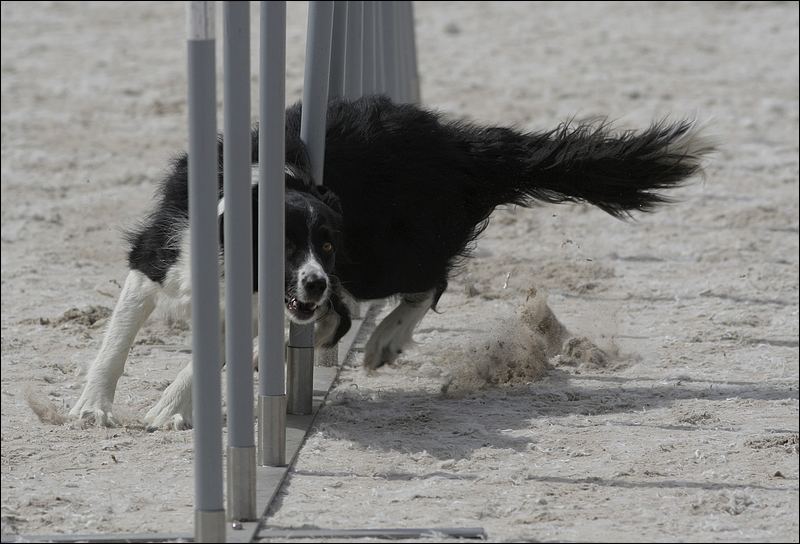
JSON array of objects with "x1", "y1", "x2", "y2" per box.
[
  {"x1": 363, "y1": 290, "x2": 434, "y2": 369},
  {"x1": 70, "y1": 270, "x2": 159, "y2": 426},
  {"x1": 144, "y1": 360, "x2": 194, "y2": 431},
  {"x1": 145, "y1": 315, "x2": 234, "y2": 430}
]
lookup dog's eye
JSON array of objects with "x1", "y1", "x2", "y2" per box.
[{"x1": 322, "y1": 242, "x2": 334, "y2": 253}]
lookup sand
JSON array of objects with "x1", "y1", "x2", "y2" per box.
[{"x1": 1, "y1": 1, "x2": 798, "y2": 541}]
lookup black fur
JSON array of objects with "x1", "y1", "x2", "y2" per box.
[{"x1": 126, "y1": 95, "x2": 711, "y2": 346}]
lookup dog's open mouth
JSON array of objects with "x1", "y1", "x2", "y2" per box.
[{"x1": 286, "y1": 297, "x2": 318, "y2": 321}]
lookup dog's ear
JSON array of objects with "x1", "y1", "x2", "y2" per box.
[
  {"x1": 313, "y1": 185, "x2": 343, "y2": 215},
  {"x1": 284, "y1": 169, "x2": 343, "y2": 215},
  {"x1": 285, "y1": 175, "x2": 310, "y2": 194}
]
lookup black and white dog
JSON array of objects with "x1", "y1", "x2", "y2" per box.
[{"x1": 70, "y1": 95, "x2": 712, "y2": 429}]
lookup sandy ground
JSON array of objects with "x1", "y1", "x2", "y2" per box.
[{"x1": 2, "y1": 1, "x2": 798, "y2": 542}]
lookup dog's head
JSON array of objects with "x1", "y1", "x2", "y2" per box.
[{"x1": 283, "y1": 183, "x2": 344, "y2": 324}]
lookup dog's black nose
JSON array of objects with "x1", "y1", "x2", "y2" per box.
[{"x1": 302, "y1": 276, "x2": 328, "y2": 299}]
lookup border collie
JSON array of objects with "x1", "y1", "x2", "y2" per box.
[{"x1": 70, "y1": 95, "x2": 713, "y2": 429}]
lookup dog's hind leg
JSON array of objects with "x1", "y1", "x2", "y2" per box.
[
  {"x1": 363, "y1": 290, "x2": 435, "y2": 370},
  {"x1": 70, "y1": 269, "x2": 159, "y2": 426}
]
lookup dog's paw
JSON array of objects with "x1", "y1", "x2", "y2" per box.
[
  {"x1": 143, "y1": 365, "x2": 193, "y2": 431},
  {"x1": 363, "y1": 333, "x2": 404, "y2": 370},
  {"x1": 144, "y1": 402, "x2": 193, "y2": 432},
  {"x1": 362, "y1": 295, "x2": 429, "y2": 370},
  {"x1": 69, "y1": 389, "x2": 118, "y2": 427},
  {"x1": 144, "y1": 411, "x2": 192, "y2": 432},
  {"x1": 143, "y1": 381, "x2": 193, "y2": 432}
]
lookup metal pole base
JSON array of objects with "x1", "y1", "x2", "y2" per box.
[
  {"x1": 287, "y1": 346, "x2": 314, "y2": 415},
  {"x1": 258, "y1": 395, "x2": 286, "y2": 466},
  {"x1": 226, "y1": 446, "x2": 256, "y2": 521},
  {"x1": 195, "y1": 509, "x2": 226, "y2": 543}
]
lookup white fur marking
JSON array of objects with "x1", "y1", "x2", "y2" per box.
[
  {"x1": 144, "y1": 361, "x2": 194, "y2": 430},
  {"x1": 69, "y1": 270, "x2": 159, "y2": 425},
  {"x1": 218, "y1": 169, "x2": 260, "y2": 217},
  {"x1": 363, "y1": 291, "x2": 435, "y2": 369},
  {"x1": 72, "y1": 214, "x2": 261, "y2": 429},
  {"x1": 297, "y1": 252, "x2": 328, "y2": 303},
  {"x1": 285, "y1": 163, "x2": 306, "y2": 182}
]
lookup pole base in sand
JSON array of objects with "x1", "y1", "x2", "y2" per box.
[
  {"x1": 258, "y1": 395, "x2": 286, "y2": 466},
  {"x1": 195, "y1": 509, "x2": 225, "y2": 543},
  {"x1": 226, "y1": 446, "x2": 256, "y2": 521},
  {"x1": 287, "y1": 346, "x2": 314, "y2": 415}
]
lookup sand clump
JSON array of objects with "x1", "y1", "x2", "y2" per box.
[
  {"x1": 442, "y1": 286, "x2": 614, "y2": 395},
  {"x1": 557, "y1": 337, "x2": 609, "y2": 367},
  {"x1": 24, "y1": 389, "x2": 68, "y2": 425},
  {"x1": 34, "y1": 306, "x2": 113, "y2": 328},
  {"x1": 745, "y1": 434, "x2": 799, "y2": 454},
  {"x1": 519, "y1": 286, "x2": 570, "y2": 357}
]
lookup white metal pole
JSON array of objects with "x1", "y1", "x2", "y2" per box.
[
  {"x1": 361, "y1": 1, "x2": 376, "y2": 94},
  {"x1": 329, "y1": 1, "x2": 348, "y2": 99},
  {"x1": 187, "y1": 1, "x2": 225, "y2": 541},
  {"x1": 405, "y1": 1, "x2": 421, "y2": 102},
  {"x1": 258, "y1": 0, "x2": 288, "y2": 466},
  {"x1": 375, "y1": 1, "x2": 386, "y2": 92},
  {"x1": 288, "y1": 0, "x2": 335, "y2": 415},
  {"x1": 380, "y1": 0, "x2": 399, "y2": 101},
  {"x1": 344, "y1": 1, "x2": 364, "y2": 98},
  {"x1": 223, "y1": 2, "x2": 257, "y2": 522}
]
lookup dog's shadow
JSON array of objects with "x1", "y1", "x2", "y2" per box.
[
  {"x1": 310, "y1": 369, "x2": 797, "y2": 462},
  {"x1": 265, "y1": 369, "x2": 797, "y2": 520}
]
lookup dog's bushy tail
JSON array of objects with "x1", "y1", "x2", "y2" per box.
[{"x1": 453, "y1": 118, "x2": 715, "y2": 218}]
